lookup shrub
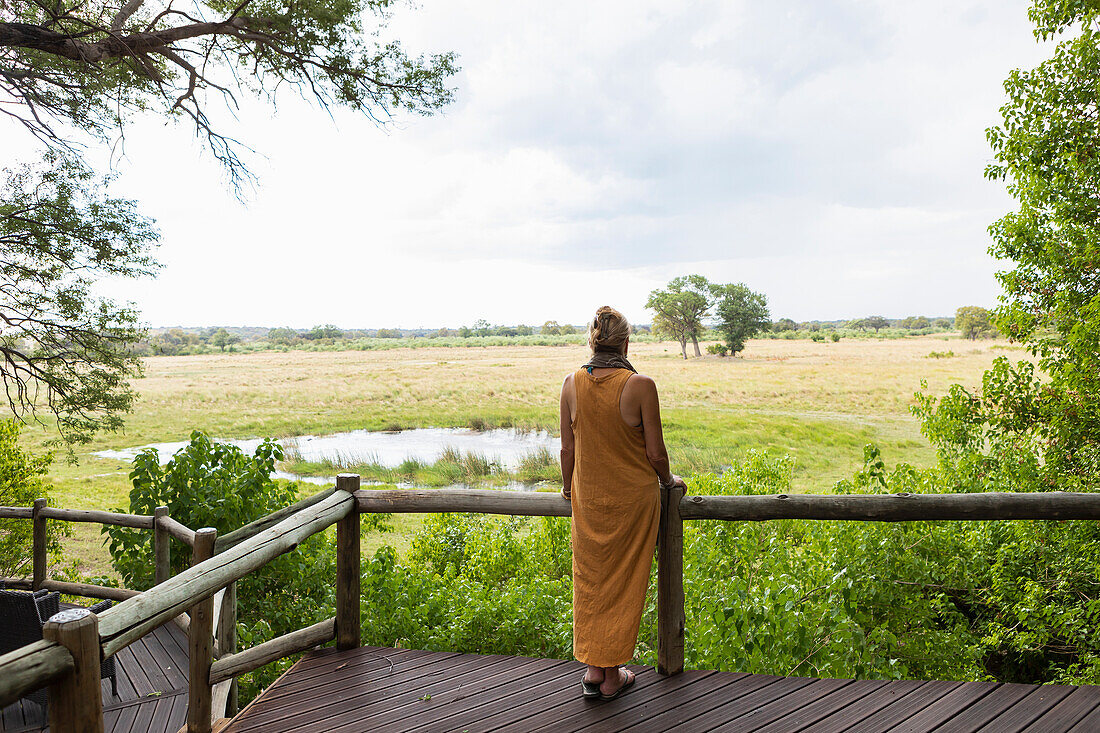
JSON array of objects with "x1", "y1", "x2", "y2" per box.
[
  {"x1": 104, "y1": 431, "x2": 337, "y2": 702},
  {"x1": 0, "y1": 420, "x2": 65, "y2": 578},
  {"x1": 706, "y1": 343, "x2": 728, "y2": 356}
]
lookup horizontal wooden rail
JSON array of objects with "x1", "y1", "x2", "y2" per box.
[
  {"x1": 158, "y1": 514, "x2": 197, "y2": 547},
  {"x1": 0, "y1": 506, "x2": 34, "y2": 519},
  {"x1": 209, "y1": 617, "x2": 336, "y2": 685},
  {"x1": 677, "y1": 491, "x2": 1100, "y2": 521},
  {"x1": 39, "y1": 507, "x2": 154, "y2": 529},
  {"x1": 356, "y1": 488, "x2": 572, "y2": 516},
  {"x1": 0, "y1": 639, "x2": 74, "y2": 708},
  {"x1": 97, "y1": 490, "x2": 354, "y2": 659},
  {"x1": 215, "y1": 486, "x2": 337, "y2": 553},
  {"x1": 45, "y1": 579, "x2": 141, "y2": 602}
]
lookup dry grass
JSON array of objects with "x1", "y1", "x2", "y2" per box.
[{"x1": 21, "y1": 335, "x2": 1027, "y2": 573}]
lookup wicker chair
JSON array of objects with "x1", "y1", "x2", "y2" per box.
[{"x1": 0, "y1": 588, "x2": 118, "y2": 713}]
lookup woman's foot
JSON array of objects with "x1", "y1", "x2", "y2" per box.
[
  {"x1": 581, "y1": 666, "x2": 604, "y2": 698},
  {"x1": 599, "y1": 667, "x2": 636, "y2": 699}
]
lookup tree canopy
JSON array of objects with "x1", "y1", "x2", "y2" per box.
[
  {"x1": 921, "y1": 0, "x2": 1100, "y2": 492},
  {"x1": 646, "y1": 275, "x2": 713, "y2": 359},
  {"x1": 1, "y1": 153, "x2": 157, "y2": 443},
  {"x1": 712, "y1": 283, "x2": 770, "y2": 356},
  {"x1": 1, "y1": 0, "x2": 458, "y2": 184}
]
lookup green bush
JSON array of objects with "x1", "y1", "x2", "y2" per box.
[
  {"x1": 0, "y1": 420, "x2": 65, "y2": 578},
  {"x1": 104, "y1": 431, "x2": 337, "y2": 702},
  {"x1": 706, "y1": 343, "x2": 728, "y2": 356}
]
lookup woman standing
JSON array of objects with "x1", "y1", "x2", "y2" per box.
[{"x1": 560, "y1": 305, "x2": 687, "y2": 700}]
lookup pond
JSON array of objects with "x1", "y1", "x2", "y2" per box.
[{"x1": 93, "y1": 427, "x2": 561, "y2": 488}]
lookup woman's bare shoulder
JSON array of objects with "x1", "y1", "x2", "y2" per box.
[{"x1": 625, "y1": 373, "x2": 657, "y2": 392}]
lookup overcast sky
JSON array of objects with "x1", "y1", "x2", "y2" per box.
[{"x1": 11, "y1": 0, "x2": 1052, "y2": 328}]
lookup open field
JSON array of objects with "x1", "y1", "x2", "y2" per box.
[{"x1": 23, "y1": 335, "x2": 1030, "y2": 575}]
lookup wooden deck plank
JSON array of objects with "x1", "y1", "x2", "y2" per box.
[
  {"x1": 842, "y1": 680, "x2": 963, "y2": 732},
  {"x1": 567, "y1": 670, "x2": 745, "y2": 733},
  {"x1": 227, "y1": 650, "x2": 517, "y2": 732},
  {"x1": 400, "y1": 659, "x2": 583, "y2": 733},
  {"x1": 622, "y1": 673, "x2": 785, "y2": 732},
  {"x1": 457, "y1": 665, "x2": 659, "y2": 733},
  {"x1": 369, "y1": 656, "x2": 575, "y2": 732},
  {"x1": 752, "y1": 679, "x2": 889, "y2": 732},
  {"x1": 107, "y1": 700, "x2": 139, "y2": 733},
  {"x1": 1028, "y1": 685, "x2": 1100, "y2": 731},
  {"x1": 304, "y1": 654, "x2": 533, "y2": 732},
  {"x1": 219, "y1": 646, "x2": 1100, "y2": 733},
  {"x1": 931, "y1": 682, "x2": 1039, "y2": 732},
  {"x1": 885, "y1": 680, "x2": 1000, "y2": 732},
  {"x1": 709, "y1": 677, "x2": 854, "y2": 731},
  {"x1": 668, "y1": 675, "x2": 818, "y2": 732},
  {"x1": 972, "y1": 683, "x2": 1075, "y2": 732},
  {"x1": 803, "y1": 678, "x2": 927, "y2": 732},
  {"x1": 518, "y1": 669, "x2": 717, "y2": 733}
]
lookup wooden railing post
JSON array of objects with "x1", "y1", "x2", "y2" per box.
[
  {"x1": 32, "y1": 497, "x2": 47, "y2": 590},
  {"x1": 216, "y1": 581, "x2": 238, "y2": 716},
  {"x1": 336, "y1": 474, "x2": 361, "y2": 651},
  {"x1": 188, "y1": 527, "x2": 217, "y2": 733},
  {"x1": 657, "y1": 484, "x2": 685, "y2": 676},
  {"x1": 153, "y1": 506, "x2": 171, "y2": 586},
  {"x1": 44, "y1": 607, "x2": 104, "y2": 732}
]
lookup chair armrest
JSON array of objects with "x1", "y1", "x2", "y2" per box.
[{"x1": 89, "y1": 599, "x2": 113, "y2": 614}]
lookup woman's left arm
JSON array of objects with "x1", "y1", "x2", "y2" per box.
[{"x1": 559, "y1": 375, "x2": 575, "y2": 498}]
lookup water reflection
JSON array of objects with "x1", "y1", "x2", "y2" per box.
[{"x1": 93, "y1": 427, "x2": 560, "y2": 490}]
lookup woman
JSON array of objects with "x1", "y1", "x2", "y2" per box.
[{"x1": 560, "y1": 305, "x2": 687, "y2": 701}]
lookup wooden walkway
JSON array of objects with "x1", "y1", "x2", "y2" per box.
[
  {"x1": 223, "y1": 646, "x2": 1100, "y2": 732},
  {"x1": 0, "y1": 613, "x2": 190, "y2": 733}
]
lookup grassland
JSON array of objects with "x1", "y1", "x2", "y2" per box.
[{"x1": 21, "y1": 335, "x2": 1029, "y2": 575}]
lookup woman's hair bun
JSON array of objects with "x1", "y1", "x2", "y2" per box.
[{"x1": 588, "y1": 305, "x2": 631, "y2": 353}]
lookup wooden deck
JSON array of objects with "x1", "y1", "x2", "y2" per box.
[
  {"x1": 223, "y1": 646, "x2": 1100, "y2": 732},
  {"x1": 0, "y1": 613, "x2": 190, "y2": 733}
]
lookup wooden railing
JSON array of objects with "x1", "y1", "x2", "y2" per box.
[{"x1": 4, "y1": 477, "x2": 1100, "y2": 732}]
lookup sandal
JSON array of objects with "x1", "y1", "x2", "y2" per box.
[
  {"x1": 599, "y1": 668, "x2": 636, "y2": 701},
  {"x1": 581, "y1": 679, "x2": 601, "y2": 698}
]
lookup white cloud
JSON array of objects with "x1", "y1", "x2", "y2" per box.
[{"x1": 9, "y1": 0, "x2": 1052, "y2": 326}]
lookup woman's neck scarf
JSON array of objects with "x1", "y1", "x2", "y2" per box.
[{"x1": 582, "y1": 349, "x2": 637, "y2": 374}]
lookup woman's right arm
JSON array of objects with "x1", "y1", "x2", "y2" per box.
[
  {"x1": 637, "y1": 376, "x2": 686, "y2": 489},
  {"x1": 559, "y1": 374, "x2": 576, "y2": 499}
]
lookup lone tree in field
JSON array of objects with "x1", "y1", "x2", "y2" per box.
[
  {"x1": 646, "y1": 275, "x2": 713, "y2": 358},
  {"x1": 0, "y1": 0, "x2": 457, "y2": 441},
  {"x1": 863, "y1": 315, "x2": 889, "y2": 333},
  {"x1": 711, "y1": 283, "x2": 770, "y2": 357},
  {"x1": 955, "y1": 306, "x2": 995, "y2": 340}
]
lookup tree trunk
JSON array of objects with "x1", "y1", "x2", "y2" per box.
[
  {"x1": 691, "y1": 335, "x2": 701, "y2": 357},
  {"x1": 679, "y1": 339, "x2": 688, "y2": 359}
]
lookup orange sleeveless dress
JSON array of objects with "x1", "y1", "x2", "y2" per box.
[{"x1": 570, "y1": 367, "x2": 661, "y2": 667}]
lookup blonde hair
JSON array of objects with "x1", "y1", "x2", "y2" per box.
[{"x1": 588, "y1": 305, "x2": 631, "y2": 353}]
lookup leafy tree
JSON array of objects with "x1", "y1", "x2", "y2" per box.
[
  {"x1": 646, "y1": 275, "x2": 713, "y2": 359},
  {"x1": 559, "y1": 323, "x2": 578, "y2": 335},
  {"x1": 772, "y1": 318, "x2": 797, "y2": 332},
  {"x1": 0, "y1": 420, "x2": 64, "y2": 578},
  {"x1": 1, "y1": 154, "x2": 158, "y2": 444},
  {"x1": 540, "y1": 321, "x2": 561, "y2": 336},
  {"x1": 267, "y1": 327, "x2": 299, "y2": 346},
  {"x1": 210, "y1": 328, "x2": 240, "y2": 351},
  {"x1": 863, "y1": 315, "x2": 889, "y2": 333},
  {"x1": 457, "y1": 326, "x2": 473, "y2": 338},
  {"x1": 472, "y1": 319, "x2": 492, "y2": 337},
  {"x1": 955, "y1": 306, "x2": 995, "y2": 340},
  {"x1": 711, "y1": 283, "x2": 770, "y2": 357},
  {"x1": 846, "y1": 318, "x2": 867, "y2": 331},
  {"x1": 304, "y1": 324, "x2": 342, "y2": 341},
  {"x1": 1, "y1": 1, "x2": 458, "y2": 187},
  {"x1": 908, "y1": 0, "x2": 1100, "y2": 682}
]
